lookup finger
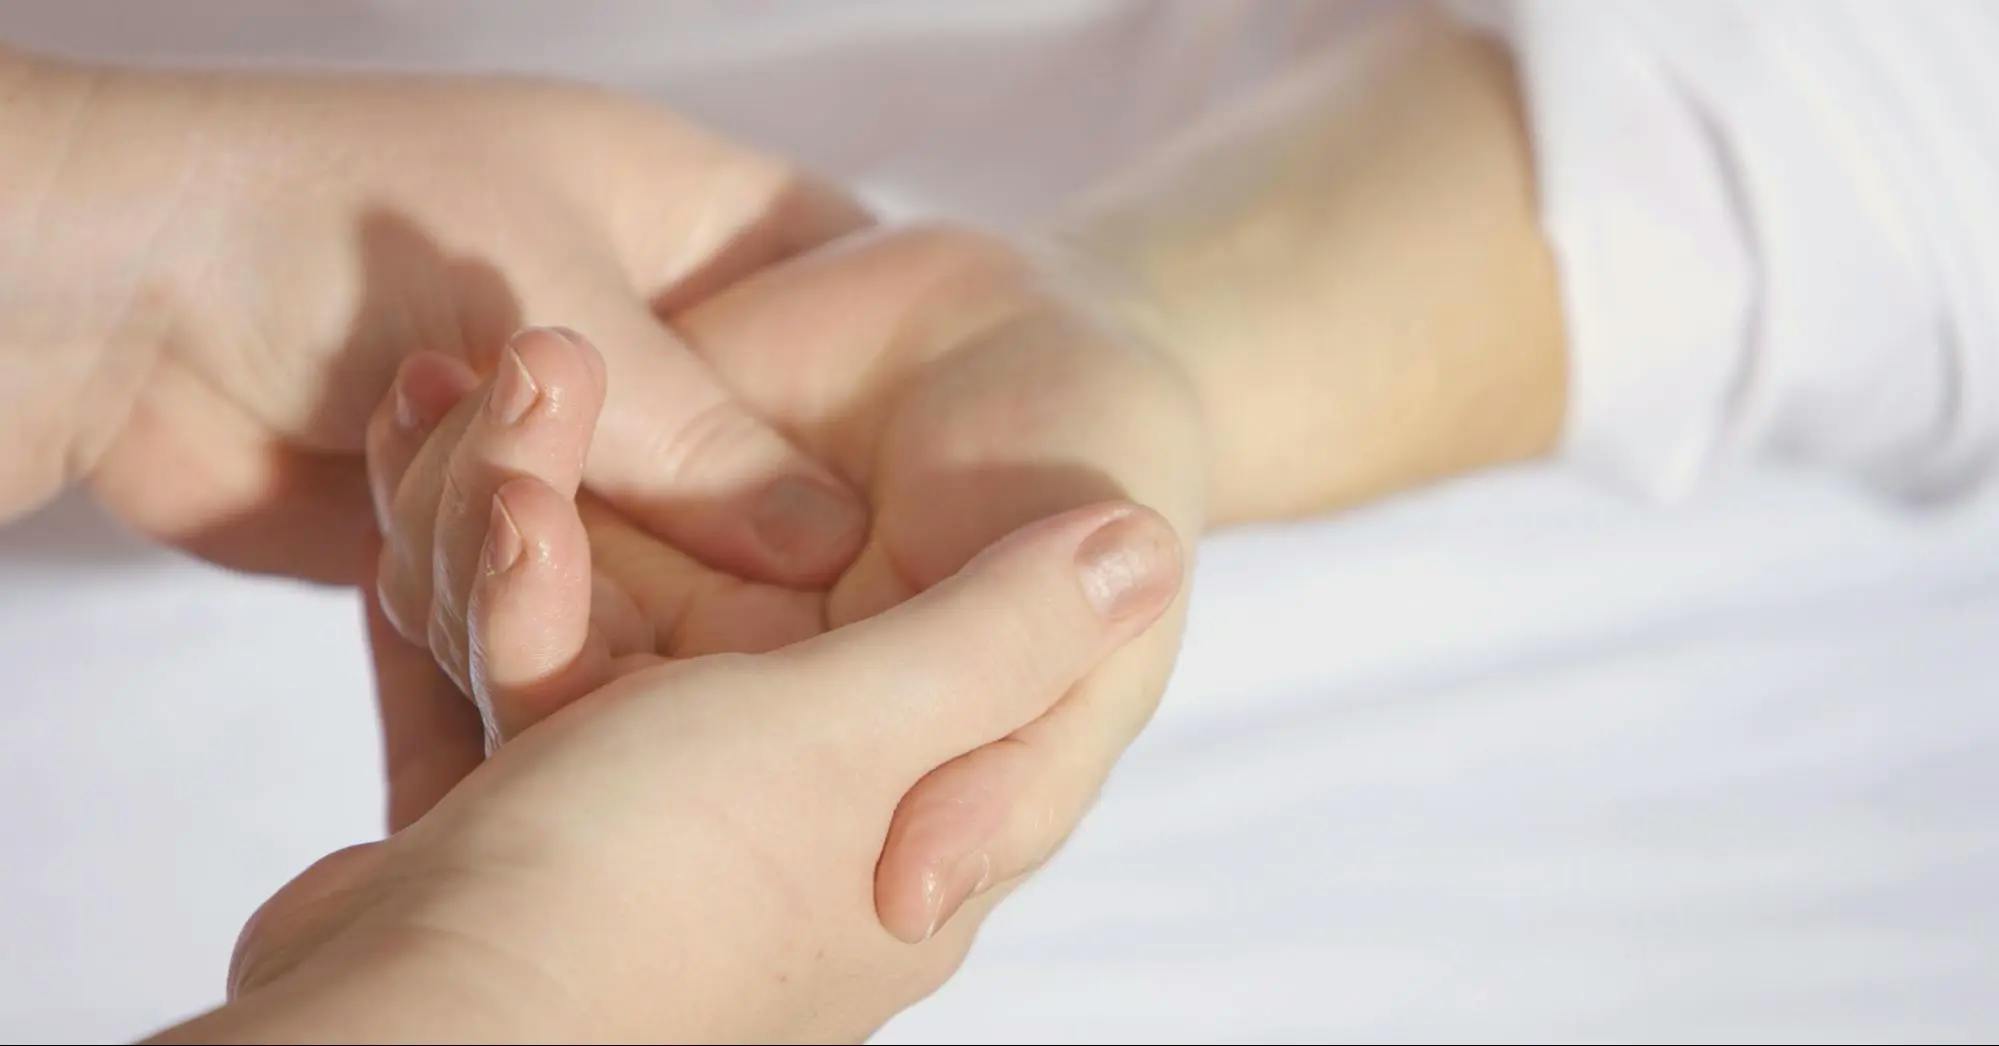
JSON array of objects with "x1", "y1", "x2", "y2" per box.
[
  {"x1": 873, "y1": 615, "x2": 1184, "y2": 942},
  {"x1": 428, "y1": 327, "x2": 604, "y2": 689},
  {"x1": 468, "y1": 477, "x2": 613, "y2": 742},
  {"x1": 377, "y1": 393, "x2": 485, "y2": 642},
  {"x1": 364, "y1": 352, "x2": 479, "y2": 534},
  {"x1": 362, "y1": 537, "x2": 485, "y2": 832},
  {"x1": 783, "y1": 500, "x2": 1183, "y2": 788},
  {"x1": 580, "y1": 298, "x2": 869, "y2": 588}
]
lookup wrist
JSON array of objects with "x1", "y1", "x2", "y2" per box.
[
  {"x1": 1046, "y1": 10, "x2": 1566, "y2": 527},
  {"x1": 1021, "y1": 233, "x2": 1221, "y2": 533}
]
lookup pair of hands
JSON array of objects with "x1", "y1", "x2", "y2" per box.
[
  {"x1": 0, "y1": 51, "x2": 1206, "y2": 1038},
  {"x1": 212, "y1": 494, "x2": 1182, "y2": 1042}
]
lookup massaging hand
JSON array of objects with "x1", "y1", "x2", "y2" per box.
[
  {"x1": 375, "y1": 227, "x2": 1208, "y2": 941},
  {"x1": 187, "y1": 500, "x2": 1181, "y2": 1044},
  {"x1": 0, "y1": 46, "x2": 869, "y2": 584}
]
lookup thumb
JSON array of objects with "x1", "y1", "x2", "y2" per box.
[
  {"x1": 577, "y1": 300, "x2": 868, "y2": 587},
  {"x1": 782, "y1": 500, "x2": 1183, "y2": 801}
]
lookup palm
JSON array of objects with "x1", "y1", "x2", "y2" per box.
[
  {"x1": 391, "y1": 226, "x2": 1206, "y2": 936},
  {"x1": 578, "y1": 274, "x2": 1204, "y2": 663}
]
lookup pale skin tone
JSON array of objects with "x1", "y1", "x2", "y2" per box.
[
  {"x1": 367, "y1": 12, "x2": 1562, "y2": 959},
  {"x1": 0, "y1": 40, "x2": 876, "y2": 581},
  {"x1": 160, "y1": 499, "x2": 1186, "y2": 1044},
  {"x1": 3, "y1": 6, "x2": 1566, "y2": 1041}
]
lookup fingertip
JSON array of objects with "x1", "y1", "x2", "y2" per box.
[
  {"x1": 958, "y1": 500, "x2": 1185, "y2": 631},
  {"x1": 482, "y1": 496, "x2": 524, "y2": 585},
  {"x1": 874, "y1": 753, "x2": 1014, "y2": 944},
  {"x1": 429, "y1": 328, "x2": 606, "y2": 679},
  {"x1": 1071, "y1": 502, "x2": 1184, "y2": 627},
  {"x1": 545, "y1": 325, "x2": 608, "y2": 392},
  {"x1": 505, "y1": 326, "x2": 607, "y2": 428},
  {"x1": 485, "y1": 475, "x2": 590, "y2": 584},
  {"x1": 747, "y1": 473, "x2": 871, "y2": 585},
  {"x1": 395, "y1": 352, "x2": 481, "y2": 430},
  {"x1": 367, "y1": 352, "x2": 478, "y2": 529},
  {"x1": 468, "y1": 477, "x2": 606, "y2": 739},
  {"x1": 794, "y1": 500, "x2": 1184, "y2": 783},
  {"x1": 576, "y1": 303, "x2": 867, "y2": 587}
]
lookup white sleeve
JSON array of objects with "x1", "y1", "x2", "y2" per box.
[{"x1": 1458, "y1": 0, "x2": 1999, "y2": 499}]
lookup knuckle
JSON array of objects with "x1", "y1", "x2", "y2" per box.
[
  {"x1": 644, "y1": 395, "x2": 763, "y2": 486},
  {"x1": 894, "y1": 222, "x2": 1030, "y2": 289}
]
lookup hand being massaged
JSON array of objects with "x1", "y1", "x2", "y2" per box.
[
  {"x1": 3, "y1": 14, "x2": 1566, "y2": 1037},
  {"x1": 213, "y1": 492, "x2": 1184, "y2": 1043},
  {"x1": 0, "y1": 40, "x2": 1202, "y2": 952},
  {"x1": 366, "y1": 225, "x2": 1210, "y2": 942}
]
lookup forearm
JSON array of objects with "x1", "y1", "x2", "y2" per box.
[
  {"x1": 0, "y1": 44, "x2": 179, "y2": 522},
  {"x1": 1053, "y1": 8, "x2": 1564, "y2": 527},
  {"x1": 0, "y1": 45, "x2": 93, "y2": 517}
]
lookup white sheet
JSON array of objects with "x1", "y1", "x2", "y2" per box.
[
  {"x1": 7, "y1": 468, "x2": 1996, "y2": 1042},
  {"x1": 2, "y1": 3, "x2": 1996, "y2": 1041},
  {"x1": 883, "y1": 468, "x2": 1999, "y2": 1042}
]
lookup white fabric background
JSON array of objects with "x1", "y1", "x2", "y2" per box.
[
  {"x1": 1, "y1": 2, "x2": 1995, "y2": 1041},
  {"x1": 1483, "y1": 0, "x2": 1999, "y2": 500}
]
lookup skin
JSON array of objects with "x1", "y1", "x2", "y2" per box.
[
  {"x1": 0, "y1": 42, "x2": 873, "y2": 584},
  {"x1": 371, "y1": 244, "x2": 1210, "y2": 944},
  {"x1": 6, "y1": 5, "x2": 1570, "y2": 1041},
  {"x1": 1056, "y1": 6, "x2": 1567, "y2": 522},
  {"x1": 159, "y1": 501, "x2": 1184, "y2": 1043},
  {"x1": 372, "y1": 7, "x2": 1565, "y2": 955}
]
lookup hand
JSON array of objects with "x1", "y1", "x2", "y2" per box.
[
  {"x1": 171, "y1": 501, "x2": 1182, "y2": 1044},
  {"x1": 376, "y1": 230, "x2": 1210, "y2": 940},
  {"x1": 673, "y1": 227, "x2": 1211, "y2": 942},
  {"x1": 0, "y1": 45, "x2": 870, "y2": 584}
]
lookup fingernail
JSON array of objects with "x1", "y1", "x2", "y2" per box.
[
  {"x1": 1075, "y1": 508, "x2": 1180, "y2": 619},
  {"x1": 488, "y1": 342, "x2": 540, "y2": 425},
  {"x1": 752, "y1": 476, "x2": 867, "y2": 570},
  {"x1": 923, "y1": 849, "x2": 993, "y2": 941},
  {"x1": 392, "y1": 354, "x2": 477, "y2": 434},
  {"x1": 392, "y1": 378, "x2": 427, "y2": 432},
  {"x1": 393, "y1": 363, "x2": 457, "y2": 434},
  {"x1": 484, "y1": 494, "x2": 524, "y2": 575}
]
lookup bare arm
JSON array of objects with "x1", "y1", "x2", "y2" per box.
[{"x1": 1055, "y1": 9, "x2": 1565, "y2": 527}]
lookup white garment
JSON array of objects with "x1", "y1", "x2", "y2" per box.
[
  {"x1": 0, "y1": 2, "x2": 1994, "y2": 1042},
  {"x1": 1478, "y1": 0, "x2": 1999, "y2": 498}
]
